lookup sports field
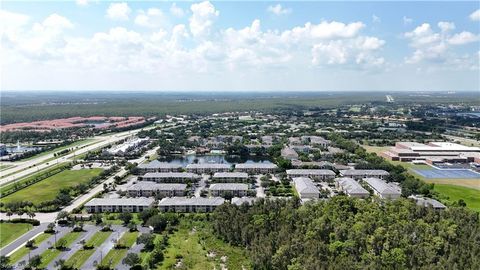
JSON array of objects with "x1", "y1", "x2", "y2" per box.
[
  {"x1": 412, "y1": 168, "x2": 480, "y2": 179},
  {"x1": 1, "y1": 168, "x2": 103, "y2": 205},
  {"x1": 434, "y1": 184, "x2": 480, "y2": 212}
]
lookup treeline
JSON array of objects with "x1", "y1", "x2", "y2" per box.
[{"x1": 212, "y1": 197, "x2": 480, "y2": 270}]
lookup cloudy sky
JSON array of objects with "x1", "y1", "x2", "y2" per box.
[{"x1": 1, "y1": 1, "x2": 479, "y2": 91}]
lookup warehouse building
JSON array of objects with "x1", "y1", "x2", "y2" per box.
[
  {"x1": 212, "y1": 172, "x2": 249, "y2": 182},
  {"x1": 340, "y1": 169, "x2": 390, "y2": 180},
  {"x1": 140, "y1": 172, "x2": 200, "y2": 183},
  {"x1": 209, "y1": 183, "x2": 249, "y2": 197},
  {"x1": 235, "y1": 163, "x2": 278, "y2": 174},
  {"x1": 335, "y1": 177, "x2": 369, "y2": 198},
  {"x1": 186, "y1": 163, "x2": 231, "y2": 174},
  {"x1": 127, "y1": 182, "x2": 187, "y2": 198},
  {"x1": 292, "y1": 177, "x2": 320, "y2": 199},
  {"x1": 363, "y1": 178, "x2": 402, "y2": 200},
  {"x1": 158, "y1": 197, "x2": 225, "y2": 212},
  {"x1": 85, "y1": 197, "x2": 155, "y2": 213},
  {"x1": 286, "y1": 169, "x2": 336, "y2": 181}
]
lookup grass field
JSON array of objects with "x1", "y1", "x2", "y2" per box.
[
  {"x1": 100, "y1": 231, "x2": 138, "y2": 268},
  {"x1": 159, "y1": 219, "x2": 251, "y2": 270},
  {"x1": 0, "y1": 222, "x2": 32, "y2": 248},
  {"x1": 8, "y1": 233, "x2": 52, "y2": 263},
  {"x1": 1, "y1": 168, "x2": 103, "y2": 205},
  {"x1": 66, "y1": 231, "x2": 112, "y2": 269},
  {"x1": 38, "y1": 231, "x2": 82, "y2": 268},
  {"x1": 434, "y1": 184, "x2": 480, "y2": 212}
]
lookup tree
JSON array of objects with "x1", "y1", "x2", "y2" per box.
[
  {"x1": 54, "y1": 259, "x2": 74, "y2": 270},
  {"x1": 122, "y1": 253, "x2": 140, "y2": 268},
  {"x1": 137, "y1": 233, "x2": 155, "y2": 251},
  {"x1": 56, "y1": 211, "x2": 69, "y2": 221},
  {"x1": 118, "y1": 212, "x2": 133, "y2": 226},
  {"x1": 0, "y1": 256, "x2": 12, "y2": 270},
  {"x1": 56, "y1": 238, "x2": 67, "y2": 250},
  {"x1": 25, "y1": 239, "x2": 35, "y2": 248},
  {"x1": 28, "y1": 255, "x2": 42, "y2": 269}
]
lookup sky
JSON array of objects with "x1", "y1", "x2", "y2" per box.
[{"x1": 1, "y1": 1, "x2": 479, "y2": 92}]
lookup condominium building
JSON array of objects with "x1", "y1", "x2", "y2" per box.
[
  {"x1": 286, "y1": 169, "x2": 336, "y2": 181},
  {"x1": 363, "y1": 178, "x2": 401, "y2": 200},
  {"x1": 140, "y1": 172, "x2": 200, "y2": 183},
  {"x1": 212, "y1": 172, "x2": 249, "y2": 182},
  {"x1": 335, "y1": 177, "x2": 369, "y2": 198},
  {"x1": 235, "y1": 163, "x2": 278, "y2": 174},
  {"x1": 137, "y1": 160, "x2": 182, "y2": 173},
  {"x1": 186, "y1": 163, "x2": 231, "y2": 174},
  {"x1": 340, "y1": 169, "x2": 390, "y2": 180},
  {"x1": 158, "y1": 197, "x2": 225, "y2": 212},
  {"x1": 127, "y1": 182, "x2": 187, "y2": 198},
  {"x1": 85, "y1": 197, "x2": 155, "y2": 213},
  {"x1": 209, "y1": 183, "x2": 249, "y2": 197},
  {"x1": 292, "y1": 177, "x2": 320, "y2": 199}
]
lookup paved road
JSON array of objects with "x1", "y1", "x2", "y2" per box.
[
  {"x1": 1, "y1": 223, "x2": 49, "y2": 256},
  {"x1": 82, "y1": 226, "x2": 127, "y2": 269}
]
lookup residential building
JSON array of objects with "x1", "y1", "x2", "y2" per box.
[
  {"x1": 186, "y1": 163, "x2": 231, "y2": 174},
  {"x1": 209, "y1": 183, "x2": 249, "y2": 197},
  {"x1": 127, "y1": 182, "x2": 187, "y2": 198},
  {"x1": 137, "y1": 160, "x2": 182, "y2": 173},
  {"x1": 363, "y1": 178, "x2": 402, "y2": 200},
  {"x1": 158, "y1": 197, "x2": 225, "y2": 212},
  {"x1": 340, "y1": 169, "x2": 390, "y2": 180},
  {"x1": 281, "y1": 147, "x2": 298, "y2": 160},
  {"x1": 335, "y1": 177, "x2": 369, "y2": 198},
  {"x1": 287, "y1": 169, "x2": 336, "y2": 181},
  {"x1": 85, "y1": 197, "x2": 155, "y2": 213},
  {"x1": 292, "y1": 177, "x2": 320, "y2": 199},
  {"x1": 140, "y1": 172, "x2": 200, "y2": 183},
  {"x1": 235, "y1": 163, "x2": 278, "y2": 174},
  {"x1": 231, "y1": 197, "x2": 258, "y2": 206},
  {"x1": 212, "y1": 172, "x2": 249, "y2": 182},
  {"x1": 409, "y1": 195, "x2": 447, "y2": 210}
]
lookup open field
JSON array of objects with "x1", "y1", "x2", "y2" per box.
[
  {"x1": 0, "y1": 222, "x2": 32, "y2": 248},
  {"x1": 8, "y1": 233, "x2": 52, "y2": 263},
  {"x1": 66, "y1": 231, "x2": 112, "y2": 269},
  {"x1": 100, "y1": 231, "x2": 138, "y2": 268},
  {"x1": 1, "y1": 168, "x2": 103, "y2": 205},
  {"x1": 38, "y1": 231, "x2": 82, "y2": 268},
  {"x1": 434, "y1": 184, "x2": 480, "y2": 212},
  {"x1": 159, "y1": 218, "x2": 251, "y2": 270}
]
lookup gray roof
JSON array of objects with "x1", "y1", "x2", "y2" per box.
[
  {"x1": 213, "y1": 172, "x2": 249, "y2": 178},
  {"x1": 138, "y1": 160, "x2": 182, "y2": 169},
  {"x1": 128, "y1": 182, "x2": 187, "y2": 191},
  {"x1": 142, "y1": 172, "x2": 200, "y2": 178},
  {"x1": 85, "y1": 197, "x2": 155, "y2": 207},
  {"x1": 292, "y1": 177, "x2": 320, "y2": 195},
  {"x1": 336, "y1": 177, "x2": 369, "y2": 195},
  {"x1": 363, "y1": 178, "x2": 401, "y2": 195},
  {"x1": 235, "y1": 163, "x2": 278, "y2": 169},
  {"x1": 231, "y1": 197, "x2": 258, "y2": 206},
  {"x1": 210, "y1": 183, "x2": 249, "y2": 191},
  {"x1": 186, "y1": 163, "x2": 231, "y2": 169},
  {"x1": 340, "y1": 169, "x2": 390, "y2": 176},
  {"x1": 287, "y1": 169, "x2": 336, "y2": 176},
  {"x1": 409, "y1": 195, "x2": 446, "y2": 209},
  {"x1": 158, "y1": 197, "x2": 225, "y2": 206}
]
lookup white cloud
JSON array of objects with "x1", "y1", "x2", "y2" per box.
[
  {"x1": 448, "y1": 31, "x2": 479, "y2": 45},
  {"x1": 106, "y1": 2, "x2": 131, "y2": 21},
  {"x1": 437, "y1": 21, "x2": 455, "y2": 32},
  {"x1": 267, "y1": 4, "x2": 291, "y2": 16},
  {"x1": 134, "y1": 8, "x2": 166, "y2": 28},
  {"x1": 189, "y1": 1, "x2": 219, "y2": 38},
  {"x1": 170, "y1": 3, "x2": 185, "y2": 18},
  {"x1": 403, "y1": 16, "x2": 413, "y2": 25},
  {"x1": 76, "y1": 0, "x2": 89, "y2": 7},
  {"x1": 469, "y1": 9, "x2": 480, "y2": 21},
  {"x1": 0, "y1": 9, "x2": 30, "y2": 36}
]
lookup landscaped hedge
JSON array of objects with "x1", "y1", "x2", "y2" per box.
[{"x1": 1, "y1": 218, "x2": 40, "y2": 226}]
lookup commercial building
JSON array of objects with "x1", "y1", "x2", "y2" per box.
[
  {"x1": 335, "y1": 177, "x2": 369, "y2": 198},
  {"x1": 85, "y1": 197, "x2": 155, "y2": 213},
  {"x1": 186, "y1": 163, "x2": 231, "y2": 174},
  {"x1": 127, "y1": 182, "x2": 187, "y2": 198},
  {"x1": 158, "y1": 197, "x2": 225, "y2": 212},
  {"x1": 212, "y1": 172, "x2": 249, "y2": 182},
  {"x1": 363, "y1": 178, "x2": 402, "y2": 200},
  {"x1": 106, "y1": 137, "x2": 149, "y2": 156},
  {"x1": 235, "y1": 163, "x2": 278, "y2": 174},
  {"x1": 140, "y1": 172, "x2": 200, "y2": 183},
  {"x1": 137, "y1": 160, "x2": 182, "y2": 173},
  {"x1": 292, "y1": 177, "x2": 320, "y2": 199},
  {"x1": 209, "y1": 183, "x2": 249, "y2": 197},
  {"x1": 286, "y1": 169, "x2": 336, "y2": 181},
  {"x1": 340, "y1": 169, "x2": 390, "y2": 180}
]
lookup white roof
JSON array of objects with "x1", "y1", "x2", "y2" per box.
[
  {"x1": 85, "y1": 197, "x2": 154, "y2": 207},
  {"x1": 363, "y1": 178, "x2": 401, "y2": 195},
  {"x1": 287, "y1": 169, "x2": 335, "y2": 176},
  {"x1": 409, "y1": 195, "x2": 446, "y2": 209},
  {"x1": 158, "y1": 197, "x2": 225, "y2": 206},
  {"x1": 231, "y1": 197, "x2": 258, "y2": 206},
  {"x1": 340, "y1": 169, "x2": 390, "y2": 176},
  {"x1": 138, "y1": 160, "x2": 182, "y2": 169},
  {"x1": 213, "y1": 172, "x2": 249, "y2": 178},
  {"x1": 142, "y1": 172, "x2": 199, "y2": 178},
  {"x1": 186, "y1": 163, "x2": 231, "y2": 169},
  {"x1": 292, "y1": 177, "x2": 320, "y2": 195},
  {"x1": 210, "y1": 183, "x2": 249, "y2": 191},
  {"x1": 235, "y1": 163, "x2": 278, "y2": 169},
  {"x1": 336, "y1": 177, "x2": 369, "y2": 195},
  {"x1": 128, "y1": 182, "x2": 187, "y2": 191}
]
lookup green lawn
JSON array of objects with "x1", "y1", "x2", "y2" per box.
[
  {"x1": 1, "y1": 168, "x2": 103, "y2": 205},
  {"x1": 159, "y1": 219, "x2": 251, "y2": 270},
  {"x1": 38, "y1": 231, "x2": 83, "y2": 268},
  {"x1": 100, "y1": 231, "x2": 139, "y2": 268},
  {"x1": 434, "y1": 184, "x2": 480, "y2": 212},
  {"x1": 8, "y1": 233, "x2": 52, "y2": 263},
  {"x1": 66, "y1": 231, "x2": 112, "y2": 269},
  {"x1": 0, "y1": 222, "x2": 33, "y2": 248}
]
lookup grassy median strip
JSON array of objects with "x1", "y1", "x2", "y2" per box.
[
  {"x1": 100, "y1": 232, "x2": 138, "y2": 268},
  {"x1": 0, "y1": 222, "x2": 33, "y2": 248},
  {"x1": 8, "y1": 233, "x2": 52, "y2": 263},
  {"x1": 38, "y1": 231, "x2": 82, "y2": 268},
  {"x1": 65, "y1": 231, "x2": 112, "y2": 269}
]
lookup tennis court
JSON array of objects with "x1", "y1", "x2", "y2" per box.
[{"x1": 412, "y1": 168, "x2": 480, "y2": 179}]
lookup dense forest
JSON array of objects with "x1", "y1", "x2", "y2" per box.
[{"x1": 212, "y1": 197, "x2": 480, "y2": 270}]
